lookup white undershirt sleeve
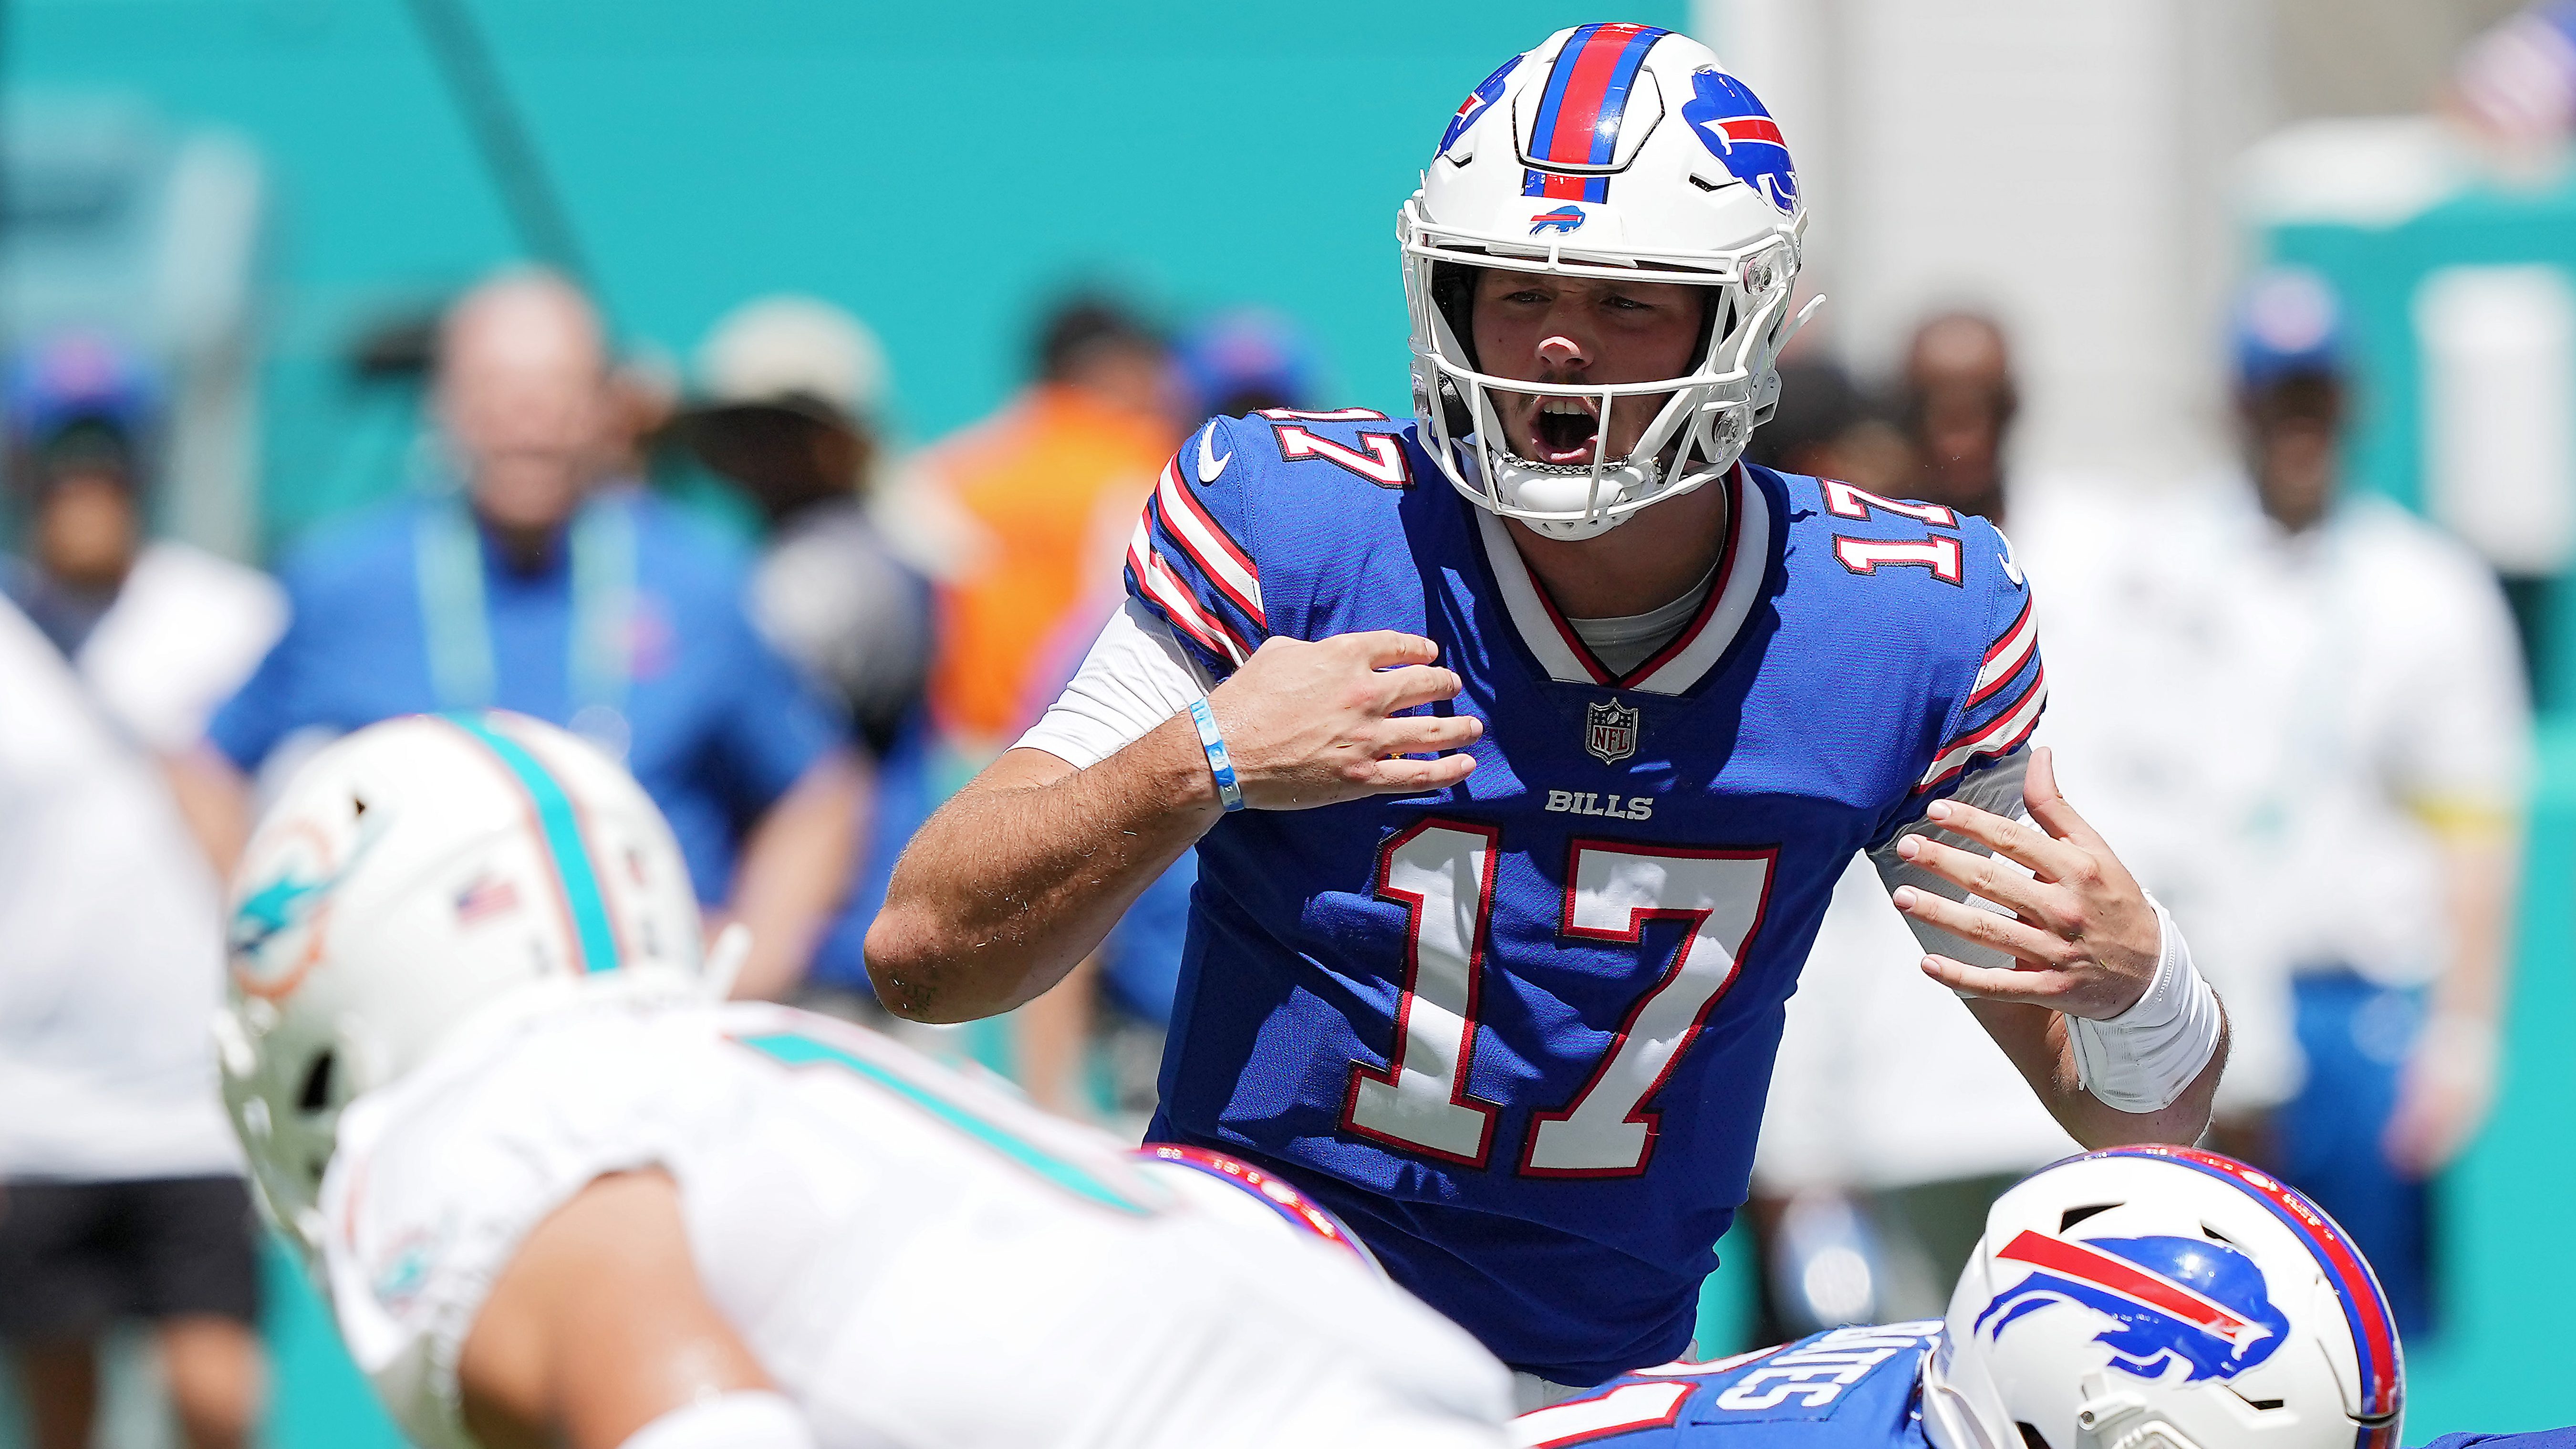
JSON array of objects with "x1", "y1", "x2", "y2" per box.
[
  {"x1": 1013, "y1": 598, "x2": 1216, "y2": 770},
  {"x1": 1867, "y1": 748, "x2": 2033, "y2": 973}
]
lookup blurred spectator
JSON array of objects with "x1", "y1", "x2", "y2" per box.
[
  {"x1": 1748, "y1": 314, "x2": 2075, "y2": 1338},
  {"x1": 683, "y1": 296, "x2": 930, "y2": 759},
  {"x1": 2020, "y1": 270, "x2": 2532, "y2": 1341},
  {"x1": 1902, "y1": 312, "x2": 2018, "y2": 524},
  {"x1": 2451, "y1": 1, "x2": 2576, "y2": 155},
  {"x1": 919, "y1": 294, "x2": 1179, "y2": 761},
  {"x1": 0, "y1": 334, "x2": 278, "y2": 1449},
  {"x1": 185, "y1": 269, "x2": 861, "y2": 999},
  {"x1": 1010, "y1": 306, "x2": 1318, "y2": 1126},
  {"x1": 2216, "y1": 270, "x2": 2526, "y2": 1337},
  {"x1": 1745, "y1": 358, "x2": 1910, "y2": 494},
  {"x1": 1171, "y1": 305, "x2": 1321, "y2": 421},
  {"x1": 674, "y1": 294, "x2": 935, "y2": 1014}
]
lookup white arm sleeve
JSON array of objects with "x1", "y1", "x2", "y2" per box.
[{"x1": 1013, "y1": 597, "x2": 1215, "y2": 769}]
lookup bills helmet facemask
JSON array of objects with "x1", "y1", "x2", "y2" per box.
[
  {"x1": 1922, "y1": 1147, "x2": 2403, "y2": 1449},
  {"x1": 1402, "y1": 22, "x2": 1816, "y2": 540},
  {"x1": 210, "y1": 712, "x2": 717, "y2": 1260}
]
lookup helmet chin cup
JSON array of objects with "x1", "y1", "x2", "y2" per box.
[
  {"x1": 1490, "y1": 454, "x2": 1658, "y2": 540},
  {"x1": 2076, "y1": 1381, "x2": 2207, "y2": 1449}
]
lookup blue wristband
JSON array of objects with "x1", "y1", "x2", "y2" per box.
[{"x1": 1188, "y1": 697, "x2": 1245, "y2": 812}]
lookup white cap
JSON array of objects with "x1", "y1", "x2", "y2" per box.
[{"x1": 695, "y1": 294, "x2": 889, "y2": 420}]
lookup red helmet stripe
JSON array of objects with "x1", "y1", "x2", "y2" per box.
[
  {"x1": 1996, "y1": 1229, "x2": 2251, "y2": 1337},
  {"x1": 2094, "y1": 1146, "x2": 2402, "y2": 1420},
  {"x1": 1532, "y1": 24, "x2": 1668, "y2": 168}
]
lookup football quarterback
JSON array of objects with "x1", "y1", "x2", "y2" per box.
[{"x1": 872, "y1": 23, "x2": 2226, "y2": 1399}]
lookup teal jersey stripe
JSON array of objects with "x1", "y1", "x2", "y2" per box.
[
  {"x1": 733, "y1": 1030, "x2": 1153, "y2": 1216},
  {"x1": 444, "y1": 712, "x2": 622, "y2": 974}
]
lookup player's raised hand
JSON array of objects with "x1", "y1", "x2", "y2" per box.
[
  {"x1": 1208, "y1": 631, "x2": 1481, "y2": 810},
  {"x1": 1886, "y1": 747, "x2": 2163, "y2": 1021}
]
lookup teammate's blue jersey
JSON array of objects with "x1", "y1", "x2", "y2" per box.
[
  {"x1": 1129, "y1": 410, "x2": 2044, "y2": 1383},
  {"x1": 1513, "y1": 1324, "x2": 1942, "y2": 1449}
]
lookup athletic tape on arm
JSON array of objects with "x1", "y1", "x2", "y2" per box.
[
  {"x1": 2066, "y1": 896, "x2": 2224, "y2": 1114},
  {"x1": 618, "y1": 1391, "x2": 816, "y2": 1449}
]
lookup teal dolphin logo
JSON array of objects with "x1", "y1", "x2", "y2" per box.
[
  {"x1": 230, "y1": 868, "x2": 332, "y2": 959},
  {"x1": 229, "y1": 816, "x2": 383, "y2": 977}
]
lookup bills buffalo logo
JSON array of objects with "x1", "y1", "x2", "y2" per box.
[
  {"x1": 1529, "y1": 205, "x2": 1587, "y2": 235},
  {"x1": 1440, "y1": 56, "x2": 1519, "y2": 156},
  {"x1": 1585, "y1": 699, "x2": 1640, "y2": 765},
  {"x1": 1975, "y1": 1231, "x2": 2290, "y2": 1384},
  {"x1": 1682, "y1": 68, "x2": 1799, "y2": 215}
]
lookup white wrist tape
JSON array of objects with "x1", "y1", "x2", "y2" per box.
[
  {"x1": 2068, "y1": 897, "x2": 2223, "y2": 1114},
  {"x1": 620, "y1": 1391, "x2": 816, "y2": 1449}
]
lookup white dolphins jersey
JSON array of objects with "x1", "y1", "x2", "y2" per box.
[{"x1": 315, "y1": 998, "x2": 1511, "y2": 1449}]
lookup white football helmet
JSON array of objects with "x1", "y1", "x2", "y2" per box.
[
  {"x1": 1401, "y1": 23, "x2": 1813, "y2": 539},
  {"x1": 211, "y1": 711, "x2": 713, "y2": 1259},
  {"x1": 1922, "y1": 1147, "x2": 2402, "y2": 1449}
]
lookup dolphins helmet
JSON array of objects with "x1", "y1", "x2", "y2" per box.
[
  {"x1": 211, "y1": 712, "x2": 709, "y2": 1258},
  {"x1": 1401, "y1": 22, "x2": 1811, "y2": 539},
  {"x1": 1923, "y1": 1147, "x2": 2402, "y2": 1449}
]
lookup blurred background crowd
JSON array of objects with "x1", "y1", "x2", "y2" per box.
[{"x1": 5, "y1": 0, "x2": 2576, "y2": 1442}]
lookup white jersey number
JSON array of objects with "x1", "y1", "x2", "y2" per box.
[{"x1": 1340, "y1": 824, "x2": 1776, "y2": 1177}]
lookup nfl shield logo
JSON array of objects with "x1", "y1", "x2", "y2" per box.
[{"x1": 1585, "y1": 699, "x2": 1640, "y2": 765}]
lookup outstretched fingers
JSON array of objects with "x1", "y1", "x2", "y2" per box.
[
  {"x1": 1367, "y1": 753, "x2": 1478, "y2": 793},
  {"x1": 1889, "y1": 885, "x2": 2069, "y2": 967},
  {"x1": 1381, "y1": 711, "x2": 1484, "y2": 755},
  {"x1": 1917, "y1": 950, "x2": 2075, "y2": 1007},
  {"x1": 1892, "y1": 830, "x2": 2068, "y2": 932},
  {"x1": 1918, "y1": 792, "x2": 2087, "y2": 886},
  {"x1": 1352, "y1": 631, "x2": 1444, "y2": 670},
  {"x1": 1380, "y1": 664, "x2": 1468, "y2": 713},
  {"x1": 2019, "y1": 746, "x2": 2117, "y2": 862}
]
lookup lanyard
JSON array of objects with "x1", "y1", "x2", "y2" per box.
[{"x1": 413, "y1": 490, "x2": 638, "y2": 756}]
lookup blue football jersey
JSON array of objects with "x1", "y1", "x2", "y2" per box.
[
  {"x1": 1129, "y1": 410, "x2": 2044, "y2": 1382},
  {"x1": 1512, "y1": 1324, "x2": 1942, "y2": 1449}
]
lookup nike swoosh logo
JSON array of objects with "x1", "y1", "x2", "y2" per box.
[{"x1": 1196, "y1": 425, "x2": 1231, "y2": 483}]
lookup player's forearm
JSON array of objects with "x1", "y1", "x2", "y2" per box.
[
  {"x1": 162, "y1": 743, "x2": 255, "y2": 879},
  {"x1": 2432, "y1": 830, "x2": 2518, "y2": 1030},
  {"x1": 865, "y1": 720, "x2": 1220, "y2": 1022},
  {"x1": 1969, "y1": 998, "x2": 2226, "y2": 1149},
  {"x1": 724, "y1": 753, "x2": 866, "y2": 1001},
  {"x1": 2057, "y1": 1016, "x2": 2225, "y2": 1149}
]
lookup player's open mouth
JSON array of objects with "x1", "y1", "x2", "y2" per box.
[{"x1": 1527, "y1": 396, "x2": 1602, "y2": 466}]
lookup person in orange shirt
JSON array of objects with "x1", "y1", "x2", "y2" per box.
[{"x1": 922, "y1": 298, "x2": 1179, "y2": 759}]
